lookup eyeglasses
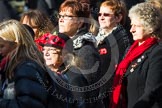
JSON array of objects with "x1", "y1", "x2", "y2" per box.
[
  {"x1": 58, "y1": 14, "x2": 77, "y2": 20},
  {"x1": 42, "y1": 48, "x2": 61, "y2": 54},
  {"x1": 98, "y1": 13, "x2": 114, "y2": 17}
]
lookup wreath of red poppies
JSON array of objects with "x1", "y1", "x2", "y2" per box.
[{"x1": 37, "y1": 33, "x2": 65, "y2": 49}]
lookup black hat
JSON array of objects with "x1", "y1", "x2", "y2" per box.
[{"x1": 23, "y1": 24, "x2": 35, "y2": 39}]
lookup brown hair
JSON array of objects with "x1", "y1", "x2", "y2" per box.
[
  {"x1": 59, "y1": 0, "x2": 90, "y2": 18},
  {"x1": 20, "y1": 10, "x2": 54, "y2": 39}
]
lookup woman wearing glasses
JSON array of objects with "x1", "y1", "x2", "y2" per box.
[
  {"x1": 38, "y1": 32, "x2": 90, "y2": 108},
  {"x1": 58, "y1": 0, "x2": 103, "y2": 108},
  {"x1": 95, "y1": 0, "x2": 133, "y2": 107}
]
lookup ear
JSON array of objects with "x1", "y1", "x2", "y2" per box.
[
  {"x1": 147, "y1": 28, "x2": 154, "y2": 34},
  {"x1": 115, "y1": 14, "x2": 123, "y2": 23}
]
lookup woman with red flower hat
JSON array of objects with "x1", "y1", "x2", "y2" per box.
[
  {"x1": 38, "y1": 32, "x2": 90, "y2": 108},
  {"x1": 39, "y1": 33, "x2": 67, "y2": 72}
]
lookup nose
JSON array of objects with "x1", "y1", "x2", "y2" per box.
[
  {"x1": 100, "y1": 15, "x2": 105, "y2": 19},
  {"x1": 130, "y1": 25, "x2": 135, "y2": 33},
  {"x1": 59, "y1": 16, "x2": 64, "y2": 23},
  {"x1": 43, "y1": 49, "x2": 50, "y2": 56},
  {"x1": 99, "y1": 15, "x2": 105, "y2": 21}
]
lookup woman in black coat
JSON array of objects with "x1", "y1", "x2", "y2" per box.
[
  {"x1": 58, "y1": 1, "x2": 103, "y2": 107},
  {"x1": 96, "y1": 0, "x2": 133, "y2": 107},
  {"x1": 110, "y1": 2, "x2": 162, "y2": 108}
]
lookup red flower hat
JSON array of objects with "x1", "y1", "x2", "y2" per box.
[{"x1": 37, "y1": 33, "x2": 66, "y2": 49}]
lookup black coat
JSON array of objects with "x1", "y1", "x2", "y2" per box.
[
  {"x1": 47, "y1": 66, "x2": 90, "y2": 108},
  {"x1": 124, "y1": 42, "x2": 162, "y2": 108},
  {"x1": 72, "y1": 28, "x2": 102, "y2": 86},
  {"x1": 97, "y1": 25, "x2": 133, "y2": 107},
  {"x1": 98, "y1": 25, "x2": 133, "y2": 90},
  {"x1": 0, "y1": 60, "x2": 50, "y2": 108},
  {"x1": 71, "y1": 28, "x2": 104, "y2": 108}
]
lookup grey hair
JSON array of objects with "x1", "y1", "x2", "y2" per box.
[{"x1": 129, "y1": 2, "x2": 162, "y2": 39}]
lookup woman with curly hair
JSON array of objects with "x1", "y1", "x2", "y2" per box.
[{"x1": 110, "y1": 2, "x2": 162, "y2": 108}]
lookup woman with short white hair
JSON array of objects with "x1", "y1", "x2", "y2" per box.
[{"x1": 110, "y1": 2, "x2": 162, "y2": 108}]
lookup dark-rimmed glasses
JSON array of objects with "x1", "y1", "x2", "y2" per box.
[
  {"x1": 58, "y1": 14, "x2": 77, "y2": 20},
  {"x1": 98, "y1": 13, "x2": 114, "y2": 17}
]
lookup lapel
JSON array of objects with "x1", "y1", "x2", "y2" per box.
[
  {"x1": 124, "y1": 43, "x2": 158, "y2": 76},
  {"x1": 127, "y1": 53, "x2": 148, "y2": 74}
]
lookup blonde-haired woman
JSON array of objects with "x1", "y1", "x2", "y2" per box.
[{"x1": 0, "y1": 20, "x2": 51, "y2": 108}]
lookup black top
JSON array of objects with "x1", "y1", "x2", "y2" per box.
[{"x1": 47, "y1": 65, "x2": 90, "y2": 108}]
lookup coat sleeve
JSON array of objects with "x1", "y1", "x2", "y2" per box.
[
  {"x1": 76, "y1": 44, "x2": 101, "y2": 83},
  {"x1": 77, "y1": 44, "x2": 100, "y2": 69},
  {"x1": 133, "y1": 46, "x2": 162, "y2": 108},
  {"x1": 0, "y1": 62, "x2": 49, "y2": 108},
  {"x1": 75, "y1": 45, "x2": 103, "y2": 108}
]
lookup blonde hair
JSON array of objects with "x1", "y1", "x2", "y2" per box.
[
  {"x1": 0, "y1": 20, "x2": 46, "y2": 78},
  {"x1": 89, "y1": 15, "x2": 99, "y2": 35}
]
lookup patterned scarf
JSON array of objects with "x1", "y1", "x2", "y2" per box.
[
  {"x1": 73, "y1": 32, "x2": 97, "y2": 49},
  {"x1": 96, "y1": 26, "x2": 117, "y2": 45}
]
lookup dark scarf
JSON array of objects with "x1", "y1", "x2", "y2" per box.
[{"x1": 109, "y1": 37, "x2": 158, "y2": 108}]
